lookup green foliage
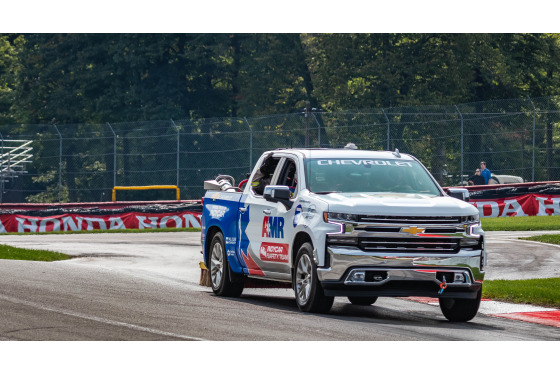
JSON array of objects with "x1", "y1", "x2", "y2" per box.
[
  {"x1": 5, "y1": 33, "x2": 560, "y2": 124},
  {"x1": 3, "y1": 33, "x2": 560, "y2": 201},
  {"x1": 521, "y1": 233, "x2": 560, "y2": 245},
  {"x1": 0, "y1": 243, "x2": 71, "y2": 261},
  {"x1": 481, "y1": 215, "x2": 560, "y2": 231},
  {"x1": 482, "y1": 278, "x2": 560, "y2": 308},
  {"x1": 305, "y1": 33, "x2": 560, "y2": 110},
  {"x1": 26, "y1": 168, "x2": 68, "y2": 203},
  {"x1": 0, "y1": 34, "x2": 23, "y2": 125}
]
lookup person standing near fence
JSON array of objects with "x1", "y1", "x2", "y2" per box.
[
  {"x1": 480, "y1": 161, "x2": 491, "y2": 184},
  {"x1": 468, "y1": 169, "x2": 485, "y2": 185}
]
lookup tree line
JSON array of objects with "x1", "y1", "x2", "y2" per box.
[
  {"x1": 1, "y1": 33, "x2": 560, "y2": 126},
  {"x1": 1, "y1": 34, "x2": 560, "y2": 203}
]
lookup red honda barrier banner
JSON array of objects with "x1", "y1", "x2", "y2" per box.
[
  {"x1": 470, "y1": 194, "x2": 560, "y2": 217},
  {"x1": 0, "y1": 211, "x2": 202, "y2": 233}
]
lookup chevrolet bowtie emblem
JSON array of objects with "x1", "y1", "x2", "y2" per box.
[{"x1": 401, "y1": 226, "x2": 425, "y2": 235}]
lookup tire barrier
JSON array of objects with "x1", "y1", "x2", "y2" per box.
[
  {"x1": 467, "y1": 182, "x2": 560, "y2": 200},
  {"x1": 0, "y1": 200, "x2": 203, "y2": 233},
  {"x1": 0, "y1": 200, "x2": 202, "y2": 217},
  {"x1": 445, "y1": 182, "x2": 560, "y2": 217}
]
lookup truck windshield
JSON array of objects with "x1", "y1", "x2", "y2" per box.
[{"x1": 304, "y1": 158, "x2": 441, "y2": 195}]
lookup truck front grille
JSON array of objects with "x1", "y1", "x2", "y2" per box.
[
  {"x1": 358, "y1": 215, "x2": 462, "y2": 225},
  {"x1": 358, "y1": 236, "x2": 460, "y2": 252}
]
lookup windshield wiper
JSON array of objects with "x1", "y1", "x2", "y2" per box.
[{"x1": 312, "y1": 191, "x2": 341, "y2": 195}]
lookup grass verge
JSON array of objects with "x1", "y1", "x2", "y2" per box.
[
  {"x1": 481, "y1": 215, "x2": 560, "y2": 231},
  {"x1": 0, "y1": 243, "x2": 72, "y2": 261},
  {"x1": 0, "y1": 227, "x2": 201, "y2": 235},
  {"x1": 520, "y1": 234, "x2": 560, "y2": 245},
  {"x1": 482, "y1": 278, "x2": 560, "y2": 308}
]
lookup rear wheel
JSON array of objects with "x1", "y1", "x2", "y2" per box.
[
  {"x1": 209, "y1": 232, "x2": 244, "y2": 297},
  {"x1": 348, "y1": 296, "x2": 378, "y2": 306},
  {"x1": 293, "y1": 242, "x2": 334, "y2": 313},
  {"x1": 439, "y1": 290, "x2": 481, "y2": 322}
]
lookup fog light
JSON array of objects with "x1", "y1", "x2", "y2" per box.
[
  {"x1": 454, "y1": 273, "x2": 465, "y2": 283},
  {"x1": 460, "y1": 238, "x2": 479, "y2": 247},
  {"x1": 350, "y1": 271, "x2": 366, "y2": 282}
]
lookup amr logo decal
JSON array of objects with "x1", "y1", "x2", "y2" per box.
[{"x1": 262, "y1": 216, "x2": 285, "y2": 238}]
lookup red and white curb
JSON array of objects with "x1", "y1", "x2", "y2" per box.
[{"x1": 404, "y1": 297, "x2": 560, "y2": 327}]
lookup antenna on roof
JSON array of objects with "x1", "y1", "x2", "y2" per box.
[
  {"x1": 392, "y1": 148, "x2": 401, "y2": 158},
  {"x1": 344, "y1": 143, "x2": 357, "y2": 150}
]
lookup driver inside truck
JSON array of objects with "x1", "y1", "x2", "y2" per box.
[
  {"x1": 285, "y1": 162, "x2": 298, "y2": 197},
  {"x1": 251, "y1": 154, "x2": 278, "y2": 195}
]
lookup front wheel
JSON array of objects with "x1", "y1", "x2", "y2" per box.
[
  {"x1": 439, "y1": 290, "x2": 481, "y2": 322},
  {"x1": 209, "y1": 232, "x2": 244, "y2": 297},
  {"x1": 293, "y1": 242, "x2": 334, "y2": 313}
]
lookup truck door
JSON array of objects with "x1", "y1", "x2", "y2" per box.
[
  {"x1": 238, "y1": 155, "x2": 297, "y2": 281},
  {"x1": 238, "y1": 154, "x2": 282, "y2": 277}
]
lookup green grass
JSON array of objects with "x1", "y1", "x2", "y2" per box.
[
  {"x1": 482, "y1": 278, "x2": 560, "y2": 308},
  {"x1": 480, "y1": 218, "x2": 560, "y2": 307},
  {"x1": 0, "y1": 227, "x2": 201, "y2": 235},
  {"x1": 521, "y1": 234, "x2": 560, "y2": 245},
  {"x1": 0, "y1": 243, "x2": 72, "y2": 261},
  {"x1": 481, "y1": 215, "x2": 560, "y2": 231}
]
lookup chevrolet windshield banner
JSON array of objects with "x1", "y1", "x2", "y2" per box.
[
  {"x1": 316, "y1": 159, "x2": 413, "y2": 167},
  {"x1": 0, "y1": 211, "x2": 202, "y2": 233}
]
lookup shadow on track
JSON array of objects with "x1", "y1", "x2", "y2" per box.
[{"x1": 205, "y1": 291, "x2": 503, "y2": 333}]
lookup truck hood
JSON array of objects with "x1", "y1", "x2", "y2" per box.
[{"x1": 314, "y1": 192, "x2": 477, "y2": 217}]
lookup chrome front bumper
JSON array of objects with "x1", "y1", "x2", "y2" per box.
[{"x1": 317, "y1": 246, "x2": 485, "y2": 299}]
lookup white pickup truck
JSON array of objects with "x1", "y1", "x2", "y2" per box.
[{"x1": 201, "y1": 147, "x2": 486, "y2": 322}]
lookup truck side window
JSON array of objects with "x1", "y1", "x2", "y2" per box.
[
  {"x1": 278, "y1": 159, "x2": 298, "y2": 198},
  {"x1": 251, "y1": 154, "x2": 280, "y2": 196}
]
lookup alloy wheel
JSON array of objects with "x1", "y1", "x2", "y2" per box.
[
  {"x1": 296, "y1": 253, "x2": 312, "y2": 305},
  {"x1": 210, "y1": 241, "x2": 224, "y2": 288}
]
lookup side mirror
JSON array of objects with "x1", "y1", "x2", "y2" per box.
[
  {"x1": 263, "y1": 185, "x2": 293, "y2": 209},
  {"x1": 447, "y1": 187, "x2": 470, "y2": 202}
]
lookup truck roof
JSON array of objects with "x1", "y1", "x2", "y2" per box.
[{"x1": 272, "y1": 148, "x2": 416, "y2": 161}]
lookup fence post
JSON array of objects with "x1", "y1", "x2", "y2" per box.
[
  {"x1": 528, "y1": 96, "x2": 536, "y2": 182},
  {"x1": 455, "y1": 105, "x2": 464, "y2": 185},
  {"x1": 381, "y1": 109, "x2": 390, "y2": 150},
  {"x1": 243, "y1": 117, "x2": 253, "y2": 172},
  {"x1": 312, "y1": 112, "x2": 321, "y2": 147},
  {"x1": 170, "y1": 119, "x2": 180, "y2": 188},
  {"x1": 106, "y1": 122, "x2": 117, "y2": 188},
  {"x1": 53, "y1": 125, "x2": 62, "y2": 203}
]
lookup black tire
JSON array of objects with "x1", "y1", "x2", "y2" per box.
[
  {"x1": 293, "y1": 242, "x2": 334, "y2": 313},
  {"x1": 439, "y1": 290, "x2": 482, "y2": 322},
  {"x1": 209, "y1": 232, "x2": 244, "y2": 297},
  {"x1": 348, "y1": 296, "x2": 378, "y2": 306}
]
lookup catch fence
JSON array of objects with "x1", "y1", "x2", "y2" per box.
[{"x1": 1, "y1": 96, "x2": 560, "y2": 203}]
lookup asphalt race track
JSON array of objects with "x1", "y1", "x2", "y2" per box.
[{"x1": 0, "y1": 231, "x2": 559, "y2": 341}]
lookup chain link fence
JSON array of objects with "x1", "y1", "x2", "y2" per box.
[{"x1": 1, "y1": 96, "x2": 560, "y2": 203}]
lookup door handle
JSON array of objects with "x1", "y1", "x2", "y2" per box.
[
  {"x1": 239, "y1": 207, "x2": 247, "y2": 213},
  {"x1": 263, "y1": 209, "x2": 271, "y2": 215}
]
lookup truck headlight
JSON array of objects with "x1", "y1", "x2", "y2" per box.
[
  {"x1": 462, "y1": 214, "x2": 479, "y2": 224},
  {"x1": 323, "y1": 212, "x2": 359, "y2": 223}
]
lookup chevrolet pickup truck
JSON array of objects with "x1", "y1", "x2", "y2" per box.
[{"x1": 201, "y1": 147, "x2": 486, "y2": 322}]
